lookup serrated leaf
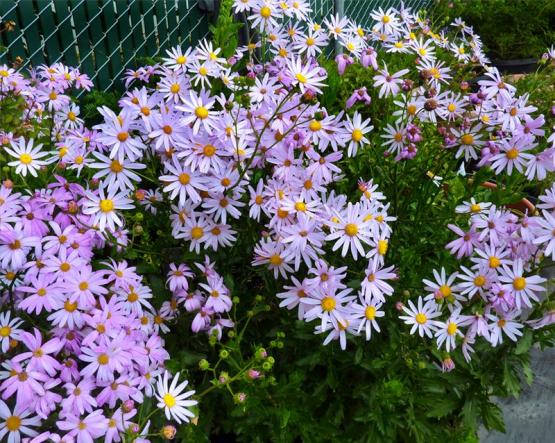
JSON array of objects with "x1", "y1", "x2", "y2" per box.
[
  {"x1": 503, "y1": 359, "x2": 521, "y2": 397},
  {"x1": 481, "y1": 402, "x2": 505, "y2": 433},
  {"x1": 425, "y1": 396, "x2": 459, "y2": 418},
  {"x1": 515, "y1": 329, "x2": 533, "y2": 355}
]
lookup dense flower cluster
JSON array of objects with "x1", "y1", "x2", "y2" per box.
[
  {"x1": 0, "y1": 67, "x2": 199, "y2": 441},
  {"x1": 1, "y1": 0, "x2": 554, "y2": 440}
]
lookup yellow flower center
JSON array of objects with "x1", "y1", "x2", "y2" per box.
[
  {"x1": 498, "y1": 319, "x2": 506, "y2": 328},
  {"x1": 170, "y1": 83, "x2": 180, "y2": 94},
  {"x1": 473, "y1": 276, "x2": 486, "y2": 287},
  {"x1": 110, "y1": 160, "x2": 123, "y2": 173},
  {"x1": 176, "y1": 55, "x2": 186, "y2": 65},
  {"x1": 365, "y1": 306, "x2": 376, "y2": 320},
  {"x1": 489, "y1": 256, "x2": 501, "y2": 268},
  {"x1": 447, "y1": 322, "x2": 458, "y2": 335},
  {"x1": 294, "y1": 201, "x2": 306, "y2": 212},
  {"x1": 97, "y1": 353, "x2": 109, "y2": 365},
  {"x1": 378, "y1": 240, "x2": 388, "y2": 256},
  {"x1": 117, "y1": 132, "x2": 129, "y2": 142},
  {"x1": 19, "y1": 153, "x2": 32, "y2": 165},
  {"x1": 461, "y1": 134, "x2": 474, "y2": 145},
  {"x1": 295, "y1": 73, "x2": 307, "y2": 84},
  {"x1": 203, "y1": 144, "x2": 216, "y2": 157},
  {"x1": 79, "y1": 281, "x2": 89, "y2": 291},
  {"x1": 163, "y1": 393, "x2": 177, "y2": 408},
  {"x1": 198, "y1": 66, "x2": 208, "y2": 76},
  {"x1": 470, "y1": 203, "x2": 481, "y2": 213},
  {"x1": 382, "y1": 15, "x2": 391, "y2": 23},
  {"x1": 447, "y1": 103, "x2": 456, "y2": 112},
  {"x1": 99, "y1": 199, "x2": 114, "y2": 213},
  {"x1": 351, "y1": 129, "x2": 363, "y2": 142},
  {"x1": 49, "y1": 92, "x2": 58, "y2": 100},
  {"x1": 439, "y1": 285, "x2": 451, "y2": 297},
  {"x1": 191, "y1": 226, "x2": 204, "y2": 239},
  {"x1": 260, "y1": 6, "x2": 271, "y2": 18},
  {"x1": 506, "y1": 148, "x2": 519, "y2": 160},
  {"x1": 178, "y1": 173, "x2": 190, "y2": 185},
  {"x1": 64, "y1": 300, "x2": 78, "y2": 312},
  {"x1": 309, "y1": 120, "x2": 322, "y2": 132},
  {"x1": 306, "y1": 37, "x2": 315, "y2": 46},
  {"x1": 195, "y1": 106, "x2": 209, "y2": 119},
  {"x1": 0, "y1": 326, "x2": 11, "y2": 337},
  {"x1": 407, "y1": 104, "x2": 417, "y2": 115},
  {"x1": 37, "y1": 288, "x2": 47, "y2": 296},
  {"x1": 513, "y1": 277, "x2": 526, "y2": 291},
  {"x1": 415, "y1": 313, "x2": 427, "y2": 324},
  {"x1": 269, "y1": 254, "x2": 283, "y2": 265},
  {"x1": 344, "y1": 223, "x2": 358, "y2": 237},
  {"x1": 321, "y1": 296, "x2": 336, "y2": 312},
  {"x1": 6, "y1": 415, "x2": 21, "y2": 431},
  {"x1": 68, "y1": 111, "x2": 76, "y2": 121}
]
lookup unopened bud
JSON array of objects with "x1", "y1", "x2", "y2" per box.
[
  {"x1": 162, "y1": 425, "x2": 177, "y2": 440},
  {"x1": 199, "y1": 359, "x2": 210, "y2": 370},
  {"x1": 122, "y1": 400, "x2": 135, "y2": 413},
  {"x1": 234, "y1": 392, "x2": 247, "y2": 403}
]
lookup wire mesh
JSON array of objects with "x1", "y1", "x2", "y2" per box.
[
  {"x1": 0, "y1": 1, "x2": 434, "y2": 92},
  {"x1": 343, "y1": 0, "x2": 433, "y2": 28},
  {"x1": 0, "y1": 0, "x2": 209, "y2": 92}
]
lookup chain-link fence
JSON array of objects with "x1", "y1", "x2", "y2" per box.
[
  {"x1": 0, "y1": 0, "x2": 209, "y2": 91},
  {"x1": 0, "y1": 0, "x2": 433, "y2": 91}
]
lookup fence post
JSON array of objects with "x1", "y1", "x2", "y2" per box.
[{"x1": 334, "y1": 0, "x2": 344, "y2": 55}]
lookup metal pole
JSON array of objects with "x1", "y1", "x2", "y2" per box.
[{"x1": 334, "y1": 0, "x2": 344, "y2": 55}]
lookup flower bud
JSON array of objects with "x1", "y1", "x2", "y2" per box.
[
  {"x1": 219, "y1": 372, "x2": 230, "y2": 384},
  {"x1": 248, "y1": 369, "x2": 261, "y2": 379},
  {"x1": 2, "y1": 179, "x2": 13, "y2": 189},
  {"x1": 199, "y1": 359, "x2": 210, "y2": 370},
  {"x1": 162, "y1": 425, "x2": 177, "y2": 440},
  {"x1": 256, "y1": 348, "x2": 267, "y2": 359},
  {"x1": 122, "y1": 400, "x2": 135, "y2": 413},
  {"x1": 234, "y1": 392, "x2": 247, "y2": 404},
  {"x1": 219, "y1": 349, "x2": 229, "y2": 359}
]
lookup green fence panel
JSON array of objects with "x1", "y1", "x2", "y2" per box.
[
  {"x1": 0, "y1": 1, "x2": 434, "y2": 91},
  {"x1": 0, "y1": 0, "x2": 210, "y2": 91},
  {"x1": 53, "y1": 0, "x2": 79, "y2": 67}
]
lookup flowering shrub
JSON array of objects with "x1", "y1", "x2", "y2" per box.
[{"x1": 1, "y1": 1, "x2": 555, "y2": 441}]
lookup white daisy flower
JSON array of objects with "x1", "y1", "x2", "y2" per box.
[
  {"x1": 5, "y1": 137, "x2": 50, "y2": 177},
  {"x1": 399, "y1": 296, "x2": 441, "y2": 338},
  {"x1": 155, "y1": 371, "x2": 197, "y2": 424},
  {"x1": 82, "y1": 184, "x2": 134, "y2": 232}
]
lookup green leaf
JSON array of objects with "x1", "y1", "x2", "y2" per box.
[
  {"x1": 481, "y1": 402, "x2": 505, "y2": 433},
  {"x1": 503, "y1": 359, "x2": 521, "y2": 397},
  {"x1": 425, "y1": 396, "x2": 459, "y2": 418},
  {"x1": 461, "y1": 398, "x2": 478, "y2": 430},
  {"x1": 515, "y1": 329, "x2": 533, "y2": 355}
]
